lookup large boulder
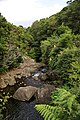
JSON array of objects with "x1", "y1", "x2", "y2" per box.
[
  {"x1": 13, "y1": 86, "x2": 38, "y2": 101},
  {"x1": 35, "y1": 84, "x2": 55, "y2": 104}
]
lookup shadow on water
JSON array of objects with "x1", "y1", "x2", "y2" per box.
[{"x1": 5, "y1": 97, "x2": 43, "y2": 120}]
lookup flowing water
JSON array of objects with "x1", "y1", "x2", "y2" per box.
[{"x1": 5, "y1": 98, "x2": 43, "y2": 120}]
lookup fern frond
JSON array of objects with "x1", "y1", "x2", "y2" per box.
[
  {"x1": 51, "y1": 88, "x2": 76, "y2": 112},
  {"x1": 51, "y1": 88, "x2": 71, "y2": 101},
  {"x1": 35, "y1": 88, "x2": 79, "y2": 120},
  {"x1": 35, "y1": 104, "x2": 62, "y2": 120},
  {"x1": 67, "y1": 95, "x2": 76, "y2": 112}
]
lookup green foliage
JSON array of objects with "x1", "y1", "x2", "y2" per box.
[
  {"x1": 70, "y1": 84, "x2": 80, "y2": 103},
  {"x1": 28, "y1": 16, "x2": 57, "y2": 61},
  {"x1": 0, "y1": 13, "x2": 33, "y2": 73},
  {"x1": 41, "y1": 25, "x2": 73, "y2": 64},
  {"x1": 40, "y1": 24, "x2": 80, "y2": 86},
  {"x1": 35, "y1": 88, "x2": 80, "y2": 120},
  {"x1": 40, "y1": 40, "x2": 52, "y2": 63},
  {"x1": 51, "y1": 88, "x2": 76, "y2": 112},
  {"x1": 29, "y1": 17, "x2": 56, "y2": 41},
  {"x1": 54, "y1": 24, "x2": 72, "y2": 36},
  {"x1": 73, "y1": 34, "x2": 80, "y2": 47},
  {"x1": 27, "y1": 0, "x2": 80, "y2": 61},
  {"x1": 49, "y1": 48, "x2": 80, "y2": 86},
  {"x1": 42, "y1": 25, "x2": 80, "y2": 86},
  {"x1": 57, "y1": 0, "x2": 80, "y2": 34},
  {"x1": 28, "y1": 47, "x2": 41, "y2": 61},
  {"x1": 0, "y1": 1, "x2": 80, "y2": 119},
  {"x1": 68, "y1": 60, "x2": 80, "y2": 86},
  {"x1": 35, "y1": 104, "x2": 63, "y2": 120},
  {"x1": 0, "y1": 95, "x2": 9, "y2": 120}
]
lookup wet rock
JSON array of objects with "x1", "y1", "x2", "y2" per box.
[
  {"x1": 35, "y1": 84, "x2": 55, "y2": 104},
  {"x1": 38, "y1": 73, "x2": 47, "y2": 81},
  {"x1": 32, "y1": 72, "x2": 47, "y2": 81},
  {"x1": 41, "y1": 68, "x2": 47, "y2": 73},
  {"x1": 13, "y1": 86, "x2": 38, "y2": 101},
  {"x1": 32, "y1": 73, "x2": 40, "y2": 80}
]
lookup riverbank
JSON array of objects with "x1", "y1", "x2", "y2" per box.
[
  {"x1": 0, "y1": 57, "x2": 55, "y2": 120},
  {"x1": 0, "y1": 57, "x2": 44, "y2": 89}
]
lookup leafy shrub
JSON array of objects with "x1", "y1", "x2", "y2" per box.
[
  {"x1": 48, "y1": 32, "x2": 74, "y2": 69},
  {"x1": 40, "y1": 25, "x2": 80, "y2": 87},
  {"x1": 40, "y1": 40, "x2": 52, "y2": 63},
  {"x1": 54, "y1": 24, "x2": 72, "y2": 36},
  {"x1": 35, "y1": 88, "x2": 80, "y2": 120},
  {"x1": 47, "y1": 25, "x2": 80, "y2": 86},
  {"x1": 49, "y1": 48, "x2": 80, "y2": 86},
  {"x1": 28, "y1": 47, "x2": 41, "y2": 61},
  {"x1": 41, "y1": 25, "x2": 73, "y2": 64},
  {"x1": 0, "y1": 13, "x2": 34, "y2": 73},
  {"x1": 68, "y1": 60, "x2": 80, "y2": 86}
]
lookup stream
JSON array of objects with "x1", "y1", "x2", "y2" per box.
[
  {"x1": 4, "y1": 98, "x2": 43, "y2": 120},
  {"x1": 4, "y1": 68, "x2": 48, "y2": 120}
]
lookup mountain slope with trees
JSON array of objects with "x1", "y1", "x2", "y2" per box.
[
  {"x1": 28, "y1": 0, "x2": 80, "y2": 61},
  {"x1": 0, "y1": 13, "x2": 34, "y2": 73},
  {"x1": 0, "y1": 0, "x2": 80, "y2": 119}
]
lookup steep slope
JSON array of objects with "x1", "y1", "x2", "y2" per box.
[
  {"x1": 0, "y1": 13, "x2": 33, "y2": 73},
  {"x1": 28, "y1": 0, "x2": 80, "y2": 61}
]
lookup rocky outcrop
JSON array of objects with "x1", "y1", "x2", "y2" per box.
[
  {"x1": 35, "y1": 84, "x2": 55, "y2": 104},
  {"x1": 0, "y1": 57, "x2": 43, "y2": 88},
  {"x1": 0, "y1": 75, "x2": 16, "y2": 88},
  {"x1": 13, "y1": 86, "x2": 38, "y2": 101}
]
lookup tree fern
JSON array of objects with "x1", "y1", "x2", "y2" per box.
[{"x1": 35, "y1": 88, "x2": 80, "y2": 120}]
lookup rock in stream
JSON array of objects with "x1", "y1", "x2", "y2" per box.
[{"x1": 4, "y1": 67, "x2": 55, "y2": 120}]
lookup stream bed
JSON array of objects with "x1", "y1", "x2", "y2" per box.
[{"x1": 4, "y1": 68, "x2": 48, "y2": 120}]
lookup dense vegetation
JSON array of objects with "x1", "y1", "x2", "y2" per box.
[
  {"x1": 0, "y1": 13, "x2": 33, "y2": 73},
  {"x1": 35, "y1": 88, "x2": 80, "y2": 120},
  {"x1": 0, "y1": 0, "x2": 80, "y2": 119},
  {"x1": 28, "y1": 0, "x2": 80, "y2": 61}
]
